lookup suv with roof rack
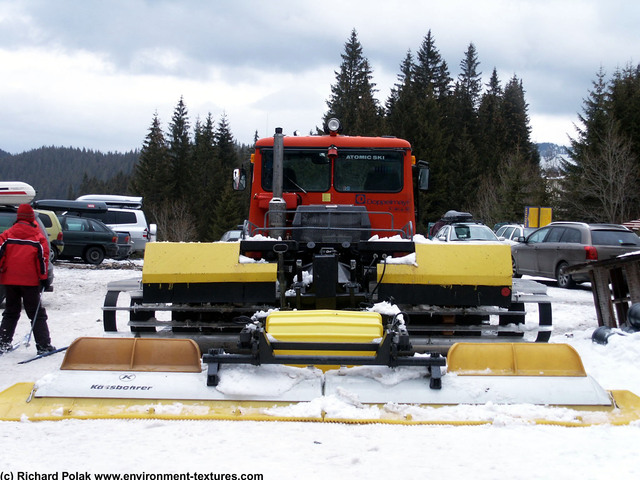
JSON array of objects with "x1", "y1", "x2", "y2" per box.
[
  {"x1": 75, "y1": 195, "x2": 156, "y2": 253},
  {"x1": 511, "y1": 221, "x2": 640, "y2": 288}
]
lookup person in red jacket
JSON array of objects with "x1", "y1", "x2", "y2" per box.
[{"x1": 0, "y1": 204, "x2": 55, "y2": 354}]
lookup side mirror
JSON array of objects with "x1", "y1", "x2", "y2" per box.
[
  {"x1": 417, "y1": 160, "x2": 429, "y2": 191},
  {"x1": 233, "y1": 168, "x2": 247, "y2": 191}
]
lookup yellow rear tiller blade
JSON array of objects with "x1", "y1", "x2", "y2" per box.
[{"x1": 1, "y1": 338, "x2": 640, "y2": 425}]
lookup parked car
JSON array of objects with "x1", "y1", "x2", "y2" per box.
[
  {"x1": 114, "y1": 232, "x2": 134, "y2": 260},
  {"x1": 511, "y1": 221, "x2": 640, "y2": 288},
  {"x1": 0, "y1": 207, "x2": 55, "y2": 303},
  {"x1": 35, "y1": 209, "x2": 64, "y2": 261},
  {"x1": 220, "y1": 229, "x2": 243, "y2": 242},
  {"x1": 495, "y1": 224, "x2": 536, "y2": 242},
  {"x1": 75, "y1": 195, "x2": 156, "y2": 253},
  {"x1": 33, "y1": 198, "x2": 153, "y2": 256},
  {"x1": 433, "y1": 222, "x2": 500, "y2": 242},
  {"x1": 56, "y1": 215, "x2": 119, "y2": 264}
]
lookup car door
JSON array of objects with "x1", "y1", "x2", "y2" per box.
[
  {"x1": 512, "y1": 226, "x2": 551, "y2": 275},
  {"x1": 535, "y1": 226, "x2": 568, "y2": 276},
  {"x1": 59, "y1": 216, "x2": 88, "y2": 257}
]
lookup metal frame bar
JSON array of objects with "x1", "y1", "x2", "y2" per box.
[{"x1": 202, "y1": 329, "x2": 445, "y2": 390}]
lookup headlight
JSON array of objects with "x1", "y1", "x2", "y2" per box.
[{"x1": 326, "y1": 118, "x2": 342, "y2": 134}]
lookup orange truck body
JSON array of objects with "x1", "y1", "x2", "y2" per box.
[{"x1": 247, "y1": 133, "x2": 417, "y2": 239}]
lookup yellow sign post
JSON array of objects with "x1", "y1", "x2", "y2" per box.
[{"x1": 525, "y1": 207, "x2": 552, "y2": 228}]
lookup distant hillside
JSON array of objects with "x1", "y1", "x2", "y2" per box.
[
  {"x1": 537, "y1": 142, "x2": 571, "y2": 174},
  {"x1": 0, "y1": 146, "x2": 139, "y2": 199}
]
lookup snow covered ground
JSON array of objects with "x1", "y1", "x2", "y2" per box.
[{"x1": 1, "y1": 261, "x2": 640, "y2": 479}]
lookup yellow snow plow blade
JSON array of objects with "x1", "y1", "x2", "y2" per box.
[
  {"x1": 60, "y1": 337, "x2": 202, "y2": 372},
  {"x1": 1, "y1": 339, "x2": 640, "y2": 425},
  {"x1": 447, "y1": 342, "x2": 587, "y2": 376}
]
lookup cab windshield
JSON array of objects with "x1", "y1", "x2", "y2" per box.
[
  {"x1": 334, "y1": 150, "x2": 403, "y2": 192},
  {"x1": 261, "y1": 149, "x2": 331, "y2": 192},
  {"x1": 260, "y1": 148, "x2": 404, "y2": 193}
]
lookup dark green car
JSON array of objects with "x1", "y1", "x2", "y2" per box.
[{"x1": 57, "y1": 215, "x2": 119, "y2": 264}]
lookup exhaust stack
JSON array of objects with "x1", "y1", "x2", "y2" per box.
[{"x1": 269, "y1": 127, "x2": 286, "y2": 238}]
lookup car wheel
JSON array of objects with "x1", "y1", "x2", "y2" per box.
[
  {"x1": 50, "y1": 247, "x2": 58, "y2": 263},
  {"x1": 512, "y1": 256, "x2": 522, "y2": 278},
  {"x1": 83, "y1": 246, "x2": 105, "y2": 265},
  {"x1": 556, "y1": 261, "x2": 575, "y2": 289}
]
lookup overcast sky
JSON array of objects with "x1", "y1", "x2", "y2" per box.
[{"x1": 0, "y1": 0, "x2": 638, "y2": 154}]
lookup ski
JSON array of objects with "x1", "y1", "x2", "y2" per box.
[
  {"x1": 17, "y1": 346, "x2": 69, "y2": 364},
  {"x1": 0, "y1": 342, "x2": 24, "y2": 355}
]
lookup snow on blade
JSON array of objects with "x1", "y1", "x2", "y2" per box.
[{"x1": 215, "y1": 364, "x2": 323, "y2": 397}]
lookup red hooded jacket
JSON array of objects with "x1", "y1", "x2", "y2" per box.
[{"x1": 0, "y1": 220, "x2": 49, "y2": 286}]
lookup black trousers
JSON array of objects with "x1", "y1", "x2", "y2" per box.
[{"x1": 0, "y1": 285, "x2": 50, "y2": 347}]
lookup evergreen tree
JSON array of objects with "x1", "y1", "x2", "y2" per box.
[
  {"x1": 131, "y1": 113, "x2": 172, "y2": 222},
  {"x1": 191, "y1": 114, "x2": 217, "y2": 239},
  {"x1": 385, "y1": 50, "x2": 416, "y2": 139},
  {"x1": 608, "y1": 63, "x2": 640, "y2": 160},
  {"x1": 410, "y1": 31, "x2": 452, "y2": 226},
  {"x1": 561, "y1": 68, "x2": 610, "y2": 219},
  {"x1": 477, "y1": 68, "x2": 506, "y2": 177},
  {"x1": 452, "y1": 42, "x2": 482, "y2": 131},
  {"x1": 475, "y1": 150, "x2": 547, "y2": 227},
  {"x1": 445, "y1": 43, "x2": 483, "y2": 208},
  {"x1": 413, "y1": 30, "x2": 450, "y2": 99},
  {"x1": 562, "y1": 66, "x2": 640, "y2": 221},
  {"x1": 167, "y1": 96, "x2": 192, "y2": 200},
  {"x1": 208, "y1": 113, "x2": 246, "y2": 240},
  {"x1": 323, "y1": 29, "x2": 382, "y2": 135},
  {"x1": 215, "y1": 113, "x2": 239, "y2": 173},
  {"x1": 210, "y1": 183, "x2": 244, "y2": 241},
  {"x1": 502, "y1": 75, "x2": 539, "y2": 166}
]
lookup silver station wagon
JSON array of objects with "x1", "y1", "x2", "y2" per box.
[{"x1": 511, "y1": 222, "x2": 640, "y2": 288}]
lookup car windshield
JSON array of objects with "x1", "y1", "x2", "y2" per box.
[
  {"x1": 452, "y1": 224, "x2": 498, "y2": 241},
  {"x1": 592, "y1": 230, "x2": 640, "y2": 246}
]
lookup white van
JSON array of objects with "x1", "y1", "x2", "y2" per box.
[{"x1": 75, "y1": 195, "x2": 157, "y2": 253}]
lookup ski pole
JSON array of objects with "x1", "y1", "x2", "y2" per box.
[{"x1": 23, "y1": 285, "x2": 45, "y2": 347}]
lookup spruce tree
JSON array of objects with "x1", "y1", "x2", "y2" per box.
[
  {"x1": 167, "y1": 96, "x2": 192, "y2": 201},
  {"x1": 210, "y1": 183, "x2": 244, "y2": 241},
  {"x1": 452, "y1": 42, "x2": 482, "y2": 131},
  {"x1": 410, "y1": 31, "x2": 452, "y2": 226},
  {"x1": 446, "y1": 43, "x2": 483, "y2": 208},
  {"x1": 608, "y1": 64, "x2": 640, "y2": 160},
  {"x1": 502, "y1": 76, "x2": 539, "y2": 166},
  {"x1": 385, "y1": 50, "x2": 416, "y2": 139},
  {"x1": 477, "y1": 68, "x2": 506, "y2": 177},
  {"x1": 215, "y1": 113, "x2": 239, "y2": 174},
  {"x1": 562, "y1": 67, "x2": 640, "y2": 221},
  {"x1": 131, "y1": 112, "x2": 172, "y2": 222},
  {"x1": 323, "y1": 29, "x2": 382, "y2": 135},
  {"x1": 561, "y1": 68, "x2": 609, "y2": 219},
  {"x1": 191, "y1": 114, "x2": 217, "y2": 239},
  {"x1": 413, "y1": 30, "x2": 450, "y2": 99}
]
